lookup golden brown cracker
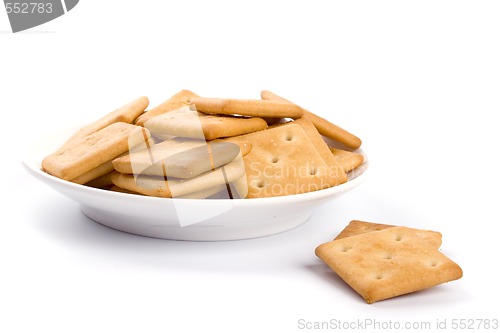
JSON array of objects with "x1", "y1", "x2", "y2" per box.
[
  {"x1": 261, "y1": 90, "x2": 362, "y2": 149},
  {"x1": 316, "y1": 227, "x2": 462, "y2": 304},
  {"x1": 42, "y1": 123, "x2": 151, "y2": 181},
  {"x1": 190, "y1": 97, "x2": 303, "y2": 119}
]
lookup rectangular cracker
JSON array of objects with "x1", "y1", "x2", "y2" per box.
[
  {"x1": 143, "y1": 106, "x2": 268, "y2": 140},
  {"x1": 334, "y1": 220, "x2": 442, "y2": 248},
  {"x1": 135, "y1": 90, "x2": 198, "y2": 126},
  {"x1": 316, "y1": 227, "x2": 462, "y2": 304},
  {"x1": 57, "y1": 96, "x2": 149, "y2": 153},
  {"x1": 225, "y1": 123, "x2": 347, "y2": 198},
  {"x1": 261, "y1": 90, "x2": 362, "y2": 149},
  {"x1": 71, "y1": 139, "x2": 154, "y2": 184},
  {"x1": 190, "y1": 97, "x2": 304, "y2": 119},
  {"x1": 42, "y1": 122, "x2": 151, "y2": 181}
]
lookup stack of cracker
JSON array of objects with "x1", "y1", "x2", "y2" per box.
[
  {"x1": 315, "y1": 220, "x2": 463, "y2": 304},
  {"x1": 42, "y1": 89, "x2": 365, "y2": 199}
]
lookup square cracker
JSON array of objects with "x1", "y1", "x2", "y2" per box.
[
  {"x1": 225, "y1": 123, "x2": 347, "y2": 198},
  {"x1": 315, "y1": 227, "x2": 462, "y2": 304},
  {"x1": 334, "y1": 220, "x2": 442, "y2": 248},
  {"x1": 143, "y1": 106, "x2": 268, "y2": 140}
]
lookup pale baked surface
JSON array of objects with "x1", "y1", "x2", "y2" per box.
[
  {"x1": 42, "y1": 123, "x2": 151, "y2": 181},
  {"x1": 135, "y1": 90, "x2": 198, "y2": 126},
  {"x1": 334, "y1": 220, "x2": 442, "y2": 248},
  {"x1": 143, "y1": 107, "x2": 268, "y2": 140},
  {"x1": 261, "y1": 90, "x2": 362, "y2": 149},
  {"x1": 190, "y1": 97, "x2": 304, "y2": 119},
  {"x1": 113, "y1": 139, "x2": 248, "y2": 178},
  {"x1": 57, "y1": 96, "x2": 149, "y2": 153},
  {"x1": 225, "y1": 123, "x2": 347, "y2": 198},
  {"x1": 329, "y1": 148, "x2": 364, "y2": 173},
  {"x1": 316, "y1": 227, "x2": 462, "y2": 304}
]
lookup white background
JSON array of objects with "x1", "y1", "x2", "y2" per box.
[{"x1": 1, "y1": 1, "x2": 499, "y2": 332}]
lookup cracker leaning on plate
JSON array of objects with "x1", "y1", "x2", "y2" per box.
[
  {"x1": 316, "y1": 221, "x2": 462, "y2": 304},
  {"x1": 42, "y1": 90, "x2": 364, "y2": 199}
]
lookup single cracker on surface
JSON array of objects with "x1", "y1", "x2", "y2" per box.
[
  {"x1": 225, "y1": 123, "x2": 348, "y2": 198},
  {"x1": 143, "y1": 106, "x2": 268, "y2": 140},
  {"x1": 113, "y1": 138, "x2": 251, "y2": 178},
  {"x1": 110, "y1": 155, "x2": 246, "y2": 198},
  {"x1": 315, "y1": 227, "x2": 462, "y2": 304},
  {"x1": 57, "y1": 96, "x2": 149, "y2": 153},
  {"x1": 190, "y1": 97, "x2": 304, "y2": 119},
  {"x1": 42, "y1": 122, "x2": 151, "y2": 181},
  {"x1": 334, "y1": 220, "x2": 442, "y2": 248},
  {"x1": 135, "y1": 90, "x2": 198, "y2": 126},
  {"x1": 329, "y1": 148, "x2": 364, "y2": 173},
  {"x1": 261, "y1": 90, "x2": 362, "y2": 149}
]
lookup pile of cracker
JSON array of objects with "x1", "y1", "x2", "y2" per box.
[
  {"x1": 316, "y1": 220, "x2": 463, "y2": 304},
  {"x1": 42, "y1": 90, "x2": 364, "y2": 199}
]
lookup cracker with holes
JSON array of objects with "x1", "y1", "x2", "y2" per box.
[
  {"x1": 334, "y1": 220, "x2": 442, "y2": 248},
  {"x1": 293, "y1": 117, "x2": 347, "y2": 182},
  {"x1": 316, "y1": 226, "x2": 462, "y2": 304},
  {"x1": 143, "y1": 106, "x2": 268, "y2": 140},
  {"x1": 225, "y1": 123, "x2": 347, "y2": 198}
]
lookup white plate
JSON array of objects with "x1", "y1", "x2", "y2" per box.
[{"x1": 22, "y1": 126, "x2": 369, "y2": 241}]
